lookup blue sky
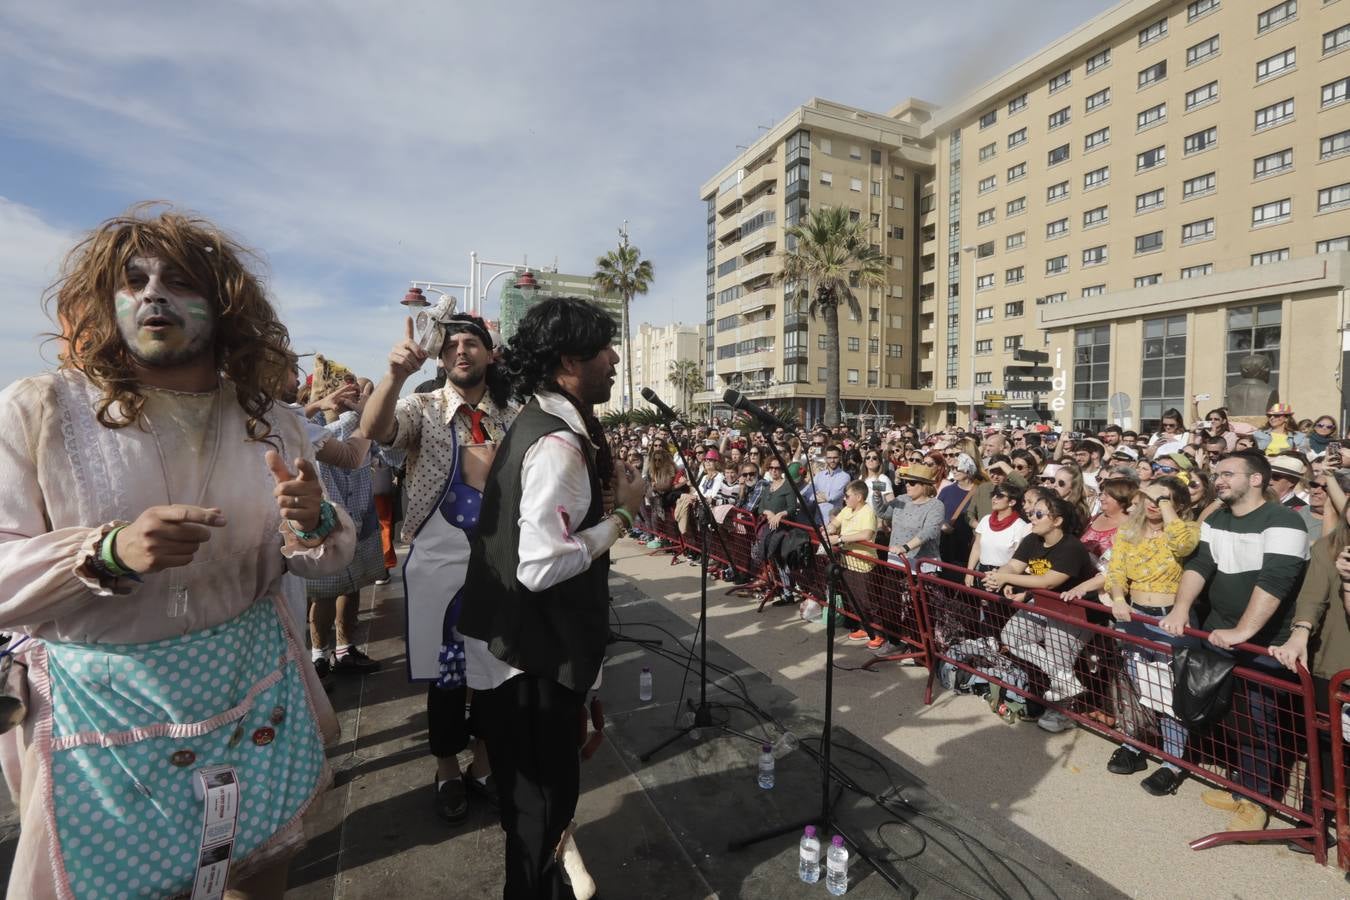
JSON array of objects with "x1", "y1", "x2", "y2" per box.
[{"x1": 0, "y1": 0, "x2": 1116, "y2": 389}]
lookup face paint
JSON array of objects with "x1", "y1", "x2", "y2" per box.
[{"x1": 115, "y1": 256, "x2": 214, "y2": 368}]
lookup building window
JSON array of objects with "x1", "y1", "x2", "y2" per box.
[
  {"x1": 1046, "y1": 217, "x2": 1069, "y2": 239},
  {"x1": 1325, "y1": 24, "x2": 1350, "y2": 55},
  {"x1": 1135, "y1": 273, "x2": 1163, "y2": 287},
  {"x1": 1251, "y1": 248, "x2": 1290, "y2": 265},
  {"x1": 1256, "y1": 48, "x2": 1296, "y2": 82},
  {"x1": 1185, "y1": 81, "x2": 1219, "y2": 111},
  {"x1": 1137, "y1": 102, "x2": 1167, "y2": 130},
  {"x1": 847, "y1": 336, "x2": 861, "y2": 352},
  {"x1": 1187, "y1": 35, "x2": 1220, "y2": 67},
  {"x1": 871, "y1": 180, "x2": 881, "y2": 196},
  {"x1": 978, "y1": 142, "x2": 997, "y2": 161},
  {"x1": 1139, "y1": 17, "x2": 1168, "y2": 46},
  {"x1": 1183, "y1": 172, "x2": 1216, "y2": 199},
  {"x1": 817, "y1": 367, "x2": 827, "y2": 382},
  {"x1": 847, "y1": 368, "x2": 859, "y2": 384},
  {"x1": 1085, "y1": 126, "x2": 1110, "y2": 151},
  {"x1": 1082, "y1": 245, "x2": 1107, "y2": 266},
  {"x1": 1317, "y1": 236, "x2": 1350, "y2": 253},
  {"x1": 1086, "y1": 47, "x2": 1111, "y2": 74},
  {"x1": 867, "y1": 371, "x2": 879, "y2": 388},
  {"x1": 1254, "y1": 148, "x2": 1293, "y2": 178},
  {"x1": 1257, "y1": 1, "x2": 1298, "y2": 34},
  {"x1": 1007, "y1": 127, "x2": 1027, "y2": 149},
  {"x1": 819, "y1": 171, "x2": 833, "y2": 186},
  {"x1": 1048, "y1": 107, "x2": 1070, "y2": 130},
  {"x1": 1322, "y1": 130, "x2": 1350, "y2": 161},
  {"x1": 1083, "y1": 205, "x2": 1109, "y2": 228},
  {"x1": 1005, "y1": 335, "x2": 1023, "y2": 351},
  {"x1": 976, "y1": 273, "x2": 995, "y2": 291},
  {"x1": 1187, "y1": 0, "x2": 1220, "y2": 23},
  {"x1": 979, "y1": 109, "x2": 998, "y2": 129},
  {"x1": 978, "y1": 175, "x2": 997, "y2": 193},
  {"x1": 1047, "y1": 144, "x2": 1070, "y2": 166},
  {"x1": 1005, "y1": 265, "x2": 1025, "y2": 284},
  {"x1": 819, "y1": 137, "x2": 832, "y2": 155},
  {"x1": 1047, "y1": 180, "x2": 1069, "y2": 203},
  {"x1": 1255, "y1": 98, "x2": 1294, "y2": 130},
  {"x1": 1082, "y1": 284, "x2": 1106, "y2": 297},
  {"x1": 1005, "y1": 300, "x2": 1025, "y2": 317},
  {"x1": 1073, "y1": 324, "x2": 1111, "y2": 431},
  {"x1": 849, "y1": 145, "x2": 862, "y2": 160},
  {"x1": 818, "y1": 334, "x2": 829, "y2": 350},
  {"x1": 1046, "y1": 255, "x2": 1068, "y2": 275},
  {"x1": 1319, "y1": 183, "x2": 1350, "y2": 212},
  {"x1": 974, "y1": 371, "x2": 993, "y2": 386},
  {"x1": 1181, "y1": 218, "x2": 1215, "y2": 244},
  {"x1": 1141, "y1": 315, "x2": 1188, "y2": 432},
  {"x1": 1138, "y1": 60, "x2": 1168, "y2": 88},
  {"x1": 1181, "y1": 263, "x2": 1214, "y2": 278},
  {"x1": 886, "y1": 343, "x2": 903, "y2": 358},
  {"x1": 872, "y1": 148, "x2": 883, "y2": 164},
  {"x1": 1182, "y1": 126, "x2": 1217, "y2": 156},
  {"x1": 1136, "y1": 188, "x2": 1165, "y2": 213},
  {"x1": 977, "y1": 208, "x2": 996, "y2": 227},
  {"x1": 1252, "y1": 198, "x2": 1291, "y2": 226},
  {"x1": 1085, "y1": 89, "x2": 1111, "y2": 116},
  {"x1": 975, "y1": 306, "x2": 994, "y2": 321},
  {"x1": 1137, "y1": 145, "x2": 1166, "y2": 171},
  {"x1": 1135, "y1": 231, "x2": 1164, "y2": 254},
  {"x1": 1006, "y1": 232, "x2": 1025, "y2": 251},
  {"x1": 1084, "y1": 165, "x2": 1110, "y2": 190},
  {"x1": 975, "y1": 339, "x2": 993, "y2": 354},
  {"x1": 1324, "y1": 77, "x2": 1350, "y2": 108},
  {"x1": 1006, "y1": 196, "x2": 1026, "y2": 217},
  {"x1": 1007, "y1": 161, "x2": 1026, "y2": 182},
  {"x1": 891, "y1": 225, "x2": 905, "y2": 239},
  {"x1": 1048, "y1": 69, "x2": 1071, "y2": 93},
  {"x1": 1007, "y1": 92, "x2": 1028, "y2": 114},
  {"x1": 849, "y1": 177, "x2": 863, "y2": 192},
  {"x1": 1039, "y1": 292, "x2": 1067, "y2": 305},
  {"x1": 1226, "y1": 302, "x2": 1282, "y2": 387}
]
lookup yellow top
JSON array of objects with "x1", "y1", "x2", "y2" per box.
[
  {"x1": 1103, "y1": 519, "x2": 1200, "y2": 597},
  {"x1": 835, "y1": 504, "x2": 878, "y2": 573}
]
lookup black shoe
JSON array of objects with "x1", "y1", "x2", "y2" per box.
[
  {"x1": 313, "y1": 657, "x2": 335, "y2": 689},
  {"x1": 463, "y1": 772, "x2": 499, "y2": 807},
  {"x1": 434, "y1": 775, "x2": 468, "y2": 824},
  {"x1": 1107, "y1": 746, "x2": 1147, "y2": 775},
  {"x1": 1140, "y1": 766, "x2": 1183, "y2": 796},
  {"x1": 333, "y1": 647, "x2": 381, "y2": 673}
]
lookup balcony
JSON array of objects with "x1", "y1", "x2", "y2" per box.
[
  {"x1": 738, "y1": 256, "x2": 780, "y2": 285},
  {"x1": 737, "y1": 318, "x2": 777, "y2": 342},
  {"x1": 784, "y1": 312, "x2": 810, "y2": 330},
  {"x1": 921, "y1": 326, "x2": 936, "y2": 344},
  {"x1": 742, "y1": 164, "x2": 778, "y2": 196},
  {"x1": 740, "y1": 293, "x2": 776, "y2": 317},
  {"x1": 717, "y1": 193, "x2": 744, "y2": 218}
]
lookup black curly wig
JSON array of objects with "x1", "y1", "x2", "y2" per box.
[{"x1": 502, "y1": 295, "x2": 617, "y2": 402}]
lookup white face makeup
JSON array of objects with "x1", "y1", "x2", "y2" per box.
[{"x1": 116, "y1": 256, "x2": 214, "y2": 368}]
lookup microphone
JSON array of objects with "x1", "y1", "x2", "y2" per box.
[
  {"x1": 640, "y1": 387, "x2": 688, "y2": 425},
  {"x1": 722, "y1": 389, "x2": 792, "y2": 433}
]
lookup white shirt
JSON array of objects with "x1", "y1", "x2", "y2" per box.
[
  {"x1": 974, "y1": 514, "x2": 1032, "y2": 568},
  {"x1": 464, "y1": 390, "x2": 622, "y2": 691}
]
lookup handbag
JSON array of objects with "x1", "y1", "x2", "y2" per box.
[
  {"x1": 1170, "y1": 643, "x2": 1236, "y2": 730},
  {"x1": 939, "y1": 486, "x2": 975, "y2": 535}
]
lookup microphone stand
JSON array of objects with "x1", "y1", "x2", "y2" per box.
[
  {"x1": 725, "y1": 418, "x2": 909, "y2": 894},
  {"x1": 639, "y1": 426, "x2": 743, "y2": 761}
]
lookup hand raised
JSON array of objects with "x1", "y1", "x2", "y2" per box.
[
  {"x1": 389, "y1": 316, "x2": 429, "y2": 381},
  {"x1": 614, "y1": 462, "x2": 645, "y2": 513},
  {"x1": 113, "y1": 505, "x2": 227, "y2": 574},
  {"x1": 266, "y1": 450, "x2": 324, "y2": 532}
]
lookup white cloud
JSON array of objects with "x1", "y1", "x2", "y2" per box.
[{"x1": 0, "y1": 199, "x2": 76, "y2": 384}]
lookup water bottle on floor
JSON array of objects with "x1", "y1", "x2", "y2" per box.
[
  {"x1": 639, "y1": 666, "x2": 653, "y2": 702},
  {"x1": 826, "y1": 835, "x2": 848, "y2": 895},
  {"x1": 757, "y1": 743, "x2": 774, "y2": 789},
  {"x1": 798, "y1": 826, "x2": 820, "y2": 883}
]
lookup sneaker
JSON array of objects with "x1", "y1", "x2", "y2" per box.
[
  {"x1": 333, "y1": 647, "x2": 381, "y2": 674},
  {"x1": 646, "y1": 538, "x2": 667, "y2": 549},
  {"x1": 313, "y1": 657, "x2": 335, "y2": 689},
  {"x1": 1201, "y1": 789, "x2": 1242, "y2": 812},
  {"x1": 866, "y1": 635, "x2": 888, "y2": 650},
  {"x1": 1226, "y1": 799, "x2": 1268, "y2": 832},
  {"x1": 463, "y1": 772, "x2": 499, "y2": 807},
  {"x1": 870, "y1": 639, "x2": 898, "y2": 655},
  {"x1": 1043, "y1": 672, "x2": 1085, "y2": 702},
  {"x1": 433, "y1": 775, "x2": 468, "y2": 824},
  {"x1": 847, "y1": 629, "x2": 870, "y2": 642},
  {"x1": 1140, "y1": 767, "x2": 1183, "y2": 796},
  {"x1": 374, "y1": 570, "x2": 391, "y2": 586},
  {"x1": 1107, "y1": 746, "x2": 1147, "y2": 775},
  {"x1": 1036, "y1": 709, "x2": 1075, "y2": 733}
]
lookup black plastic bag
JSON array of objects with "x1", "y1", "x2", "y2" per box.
[{"x1": 1171, "y1": 643, "x2": 1236, "y2": 730}]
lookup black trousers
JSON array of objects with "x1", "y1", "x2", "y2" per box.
[
  {"x1": 427, "y1": 683, "x2": 471, "y2": 759},
  {"x1": 478, "y1": 672, "x2": 585, "y2": 900}
]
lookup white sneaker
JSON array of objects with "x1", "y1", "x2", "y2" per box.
[
  {"x1": 1036, "y1": 709, "x2": 1075, "y2": 733},
  {"x1": 1043, "y1": 671, "x2": 1085, "y2": 702},
  {"x1": 556, "y1": 820, "x2": 595, "y2": 899}
]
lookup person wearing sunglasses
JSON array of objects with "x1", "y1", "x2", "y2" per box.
[
  {"x1": 860, "y1": 450, "x2": 895, "y2": 518},
  {"x1": 885, "y1": 464, "x2": 944, "y2": 573},
  {"x1": 964, "y1": 483, "x2": 1030, "y2": 588},
  {"x1": 1190, "y1": 407, "x2": 1237, "y2": 453},
  {"x1": 753, "y1": 460, "x2": 808, "y2": 605},
  {"x1": 1253, "y1": 402, "x2": 1310, "y2": 455},
  {"x1": 1308, "y1": 416, "x2": 1340, "y2": 457},
  {"x1": 1101, "y1": 476, "x2": 1199, "y2": 795}
]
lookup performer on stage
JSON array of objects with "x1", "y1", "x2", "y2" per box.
[
  {"x1": 363, "y1": 308, "x2": 514, "y2": 823},
  {"x1": 0, "y1": 206, "x2": 355, "y2": 899},
  {"x1": 459, "y1": 296, "x2": 643, "y2": 899}
]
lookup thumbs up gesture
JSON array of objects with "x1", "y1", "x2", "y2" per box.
[
  {"x1": 266, "y1": 450, "x2": 324, "y2": 532},
  {"x1": 388, "y1": 316, "x2": 429, "y2": 382}
]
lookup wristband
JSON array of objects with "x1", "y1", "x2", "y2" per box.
[
  {"x1": 287, "y1": 499, "x2": 338, "y2": 542},
  {"x1": 1290, "y1": 622, "x2": 1313, "y2": 633},
  {"x1": 611, "y1": 506, "x2": 633, "y2": 529},
  {"x1": 100, "y1": 526, "x2": 135, "y2": 577}
]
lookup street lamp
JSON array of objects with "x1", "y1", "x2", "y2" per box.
[
  {"x1": 962, "y1": 244, "x2": 978, "y2": 427},
  {"x1": 401, "y1": 287, "x2": 429, "y2": 308}
]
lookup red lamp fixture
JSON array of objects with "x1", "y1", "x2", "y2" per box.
[{"x1": 401, "y1": 287, "x2": 429, "y2": 308}]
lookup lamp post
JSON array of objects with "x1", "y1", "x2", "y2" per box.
[
  {"x1": 405, "y1": 282, "x2": 469, "y2": 311},
  {"x1": 469, "y1": 251, "x2": 536, "y2": 318},
  {"x1": 962, "y1": 244, "x2": 978, "y2": 427}
]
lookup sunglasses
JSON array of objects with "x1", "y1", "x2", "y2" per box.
[
  {"x1": 766, "y1": 465, "x2": 782, "y2": 471},
  {"x1": 1207, "y1": 417, "x2": 1224, "y2": 422},
  {"x1": 1311, "y1": 481, "x2": 1329, "y2": 490},
  {"x1": 1316, "y1": 423, "x2": 1336, "y2": 430},
  {"x1": 1054, "y1": 480, "x2": 1071, "y2": 488},
  {"x1": 1269, "y1": 413, "x2": 1288, "y2": 419},
  {"x1": 1012, "y1": 462, "x2": 1029, "y2": 470},
  {"x1": 740, "y1": 472, "x2": 758, "y2": 478},
  {"x1": 1030, "y1": 510, "x2": 1051, "y2": 520},
  {"x1": 900, "y1": 479, "x2": 921, "y2": 486},
  {"x1": 1154, "y1": 465, "x2": 1178, "y2": 474},
  {"x1": 865, "y1": 455, "x2": 880, "y2": 461},
  {"x1": 1039, "y1": 476, "x2": 1056, "y2": 483},
  {"x1": 991, "y1": 490, "x2": 1009, "y2": 499}
]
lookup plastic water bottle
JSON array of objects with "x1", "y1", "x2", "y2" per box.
[
  {"x1": 798, "y1": 826, "x2": 821, "y2": 883},
  {"x1": 757, "y1": 743, "x2": 774, "y2": 789},
  {"x1": 826, "y1": 835, "x2": 848, "y2": 895},
  {"x1": 638, "y1": 666, "x2": 653, "y2": 702}
]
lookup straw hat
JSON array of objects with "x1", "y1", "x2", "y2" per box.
[{"x1": 897, "y1": 463, "x2": 938, "y2": 484}]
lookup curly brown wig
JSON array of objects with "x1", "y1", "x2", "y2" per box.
[{"x1": 44, "y1": 203, "x2": 295, "y2": 443}]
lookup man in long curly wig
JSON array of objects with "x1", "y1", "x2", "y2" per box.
[
  {"x1": 458, "y1": 296, "x2": 644, "y2": 898},
  {"x1": 0, "y1": 205, "x2": 356, "y2": 899}
]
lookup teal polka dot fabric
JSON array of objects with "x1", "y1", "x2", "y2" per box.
[{"x1": 44, "y1": 602, "x2": 326, "y2": 899}]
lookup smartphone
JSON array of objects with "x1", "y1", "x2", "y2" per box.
[
  {"x1": 1328, "y1": 441, "x2": 1343, "y2": 462},
  {"x1": 1069, "y1": 431, "x2": 1082, "y2": 441},
  {"x1": 1194, "y1": 393, "x2": 1211, "y2": 402}
]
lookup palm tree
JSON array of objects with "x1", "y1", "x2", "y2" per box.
[
  {"x1": 594, "y1": 232, "x2": 654, "y2": 412},
  {"x1": 667, "y1": 358, "x2": 701, "y2": 414},
  {"x1": 778, "y1": 206, "x2": 888, "y2": 427}
]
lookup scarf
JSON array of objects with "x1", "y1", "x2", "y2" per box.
[{"x1": 988, "y1": 510, "x2": 1021, "y2": 532}]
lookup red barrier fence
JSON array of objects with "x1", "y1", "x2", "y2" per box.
[{"x1": 640, "y1": 505, "x2": 1345, "y2": 868}]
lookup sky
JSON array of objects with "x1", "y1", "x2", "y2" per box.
[{"x1": 0, "y1": 0, "x2": 1118, "y2": 390}]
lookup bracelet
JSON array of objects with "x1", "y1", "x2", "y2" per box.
[
  {"x1": 99, "y1": 526, "x2": 134, "y2": 577},
  {"x1": 1291, "y1": 622, "x2": 1313, "y2": 633},
  {"x1": 611, "y1": 506, "x2": 633, "y2": 529},
  {"x1": 287, "y1": 500, "x2": 337, "y2": 542}
]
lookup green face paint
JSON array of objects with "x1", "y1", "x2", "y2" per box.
[{"x1": 115, "y1": 257, "x2": 215, "y2": 368}]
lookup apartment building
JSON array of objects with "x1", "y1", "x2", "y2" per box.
[
  {"x1": 697, "y1": 98, "x2": 936, "y2": 426},
  {"x1": 922, "y1": 0, "x2": 1350, "y2": 430},
  {"x1": 630, "y1": 321, "x2": 705, "y2": 412}
]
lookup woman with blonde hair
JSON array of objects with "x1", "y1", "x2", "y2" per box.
[
  {"x1": 1102, "y1": 476, "x2": 1198, "y2": 795},
  {"x1": 1049, "y1": 462, "x2": 1094, "y2": 529},
  {"x1": 638, "y1": 443, "x2": 685, "y2": 547}
]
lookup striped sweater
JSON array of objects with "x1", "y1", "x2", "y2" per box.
[{"x1": 1184, "y1": 500, "x2": 1309, "y2": 646}]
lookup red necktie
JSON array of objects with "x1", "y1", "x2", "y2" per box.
[{"x1": 461, "y1": 406, "x2": 487, "y2": 443}]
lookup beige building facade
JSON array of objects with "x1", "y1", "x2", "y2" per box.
[
  {"x1": 630, "y1": 321, "x2": 705, "y2": 413},
  {"x1": 703, "y1": 0, "x2": 1350, "y2": 431}
]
